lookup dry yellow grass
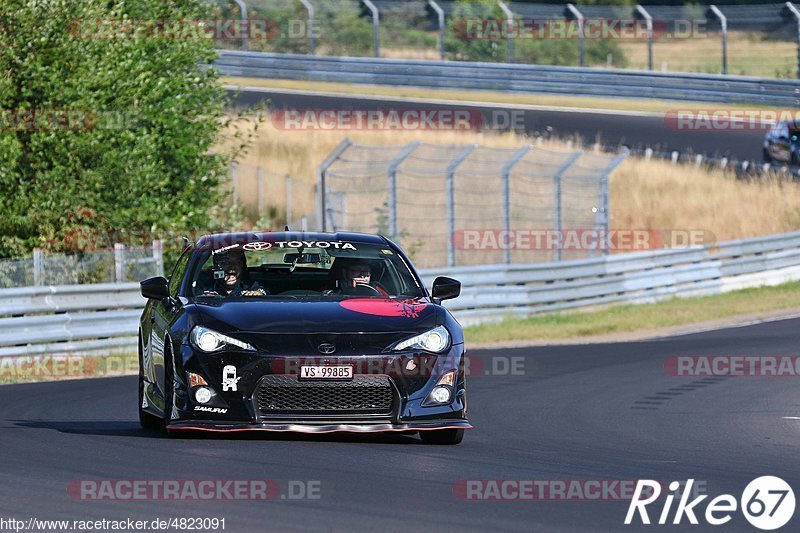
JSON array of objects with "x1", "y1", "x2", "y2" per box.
[
  {"x1": 616, "y1": 31, "x2": 796, "y2": 78},
  {"x1": 222, "y1": 116, "x2": 800, "y2": 246}
]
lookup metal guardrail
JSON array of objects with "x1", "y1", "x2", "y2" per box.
[
  {"x1": 2, "y1": 230, "x2": 800, "y2": 356},
  {"x1": 216, "y1": 51, "x2": 800, "y2": 106}
]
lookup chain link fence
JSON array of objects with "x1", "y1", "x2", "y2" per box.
[
  {"x1": 0, "y1": 243, "x2": 164, "y2": 289},
  {"x1": 319, "y1": 140, "x2": 626, "y2": 269}
]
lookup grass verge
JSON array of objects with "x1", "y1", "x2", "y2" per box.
[{"x1": 463, "y1": 281, "x2": 800, "y2": 344}]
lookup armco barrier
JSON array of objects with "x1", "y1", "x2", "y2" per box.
[
  {"x1": 216, "y1": 51, "x2": 800, "y2": 106},
  {"x1": 2, "y1": 231, "x2": 800, "y2": 356}
]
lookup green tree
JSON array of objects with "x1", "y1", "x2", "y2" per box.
[{"x1": 0, "y1": 0, "x2": 241, "y2": 257}]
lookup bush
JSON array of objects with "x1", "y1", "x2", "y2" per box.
[{"x1": 0, "y1": 0, "x2": 238, "y2": 258}]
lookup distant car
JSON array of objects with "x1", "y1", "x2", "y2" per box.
[
  {"x1": 138, "y1": 231, "x2": 470, "y2": 444},
  {"x1": 763, "y1": 121, "x2": 800, "y2": 164}
]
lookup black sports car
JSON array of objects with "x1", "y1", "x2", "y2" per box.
[{"x1": 138, "y1": 231, "x2": 470, "y2": 444}]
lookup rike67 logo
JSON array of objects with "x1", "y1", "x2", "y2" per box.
[{"x1": 625, "y1": 477, "x2": 795, "y2": 530}]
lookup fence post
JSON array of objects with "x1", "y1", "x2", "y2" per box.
[
  {"x1": 598, "y1": 153, "x2": 628, "y2": 256},
  {"x1": 387, "y1": 142, "x2": 421, "y2": 239},
  {"x1": 317, "y1": 139, "x2": 353, "y2": 232},
  {"x1": 232, "y1": 0, "x2": 248, "y2": 51},
  {"x1": 428, "y1": 0, "x2": 446, "y2": 60},
  {"x1": 497, "y1": 1, "x2": 515, "y2": 64},
  {"x1": 786, "y1": 2, "x2": 800, "y2": 78},
  {"x1": 553, "y1": 152, "x2": 582, "y2": 262},
  {"x1": 708, "y1": 5, "x2": 728, "y2": 75},
  {"x1": 446, "y1": 145, "x2": 477, "y2": 267},
  {"x1": 566, "y1": 4, "x2": 585, "y2": 67},
  {"x1": 114, "y1": 243, "x2": 125, "y2": 283},
  {"x1": 362, "y1": 0, "x2": 380, "y2": 57},
  {"x1": 299, "y1": 0, "x2": 316, "y2": 55},
  {"x1": 257, "y1": 167, "x2": 264, "y2": 217},
  {"x1": 32, "y1": 248, "x2": 44, "y2": 287},
  {"x1": 635, "y1": 5, "x2": 654, "y2": 71},
  {"x1": 152, "y1": 239, "x2": 164, "y2": 277},
  {"x1": 285, "y1": 175, "x2": 293, "y2": 225},
  {"x1": 501, "y1": 145, "x2": 533, "y2": 264}
]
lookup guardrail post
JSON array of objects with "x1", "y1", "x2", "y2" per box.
[
  {"x1": 446, "y1": 145, "x2": 477, "y2": 267},
  {"x1": 635, "y1": 5, "x2": 654, "y2": 71},
  {"x1": 566, "y1": 4, "x2": 585, "y2": 67},
  {"x1": 708, "y1": 5, "x2": 728, "y2": 75},
  {"x1": 501, "y1": 145, "x2": 532, "y2": 264},
  {"x1": 299, "y1": 0, "x2": 316, "y2": 55},
  {"x1": 786, "y1": 2, "x2": 800, "y2": 78},
  {"x1": 114, "y1": 243, "x2": 125, "y2": 283},
  {"x1": 317, "y1": 139, "x2": 353, "y2": 232},
  {"x1": 232, "y1": 0, "x2": 248, "y2": 51},
  {"x1": 387, "y1": 142, "x2": 421, "y2": 239},
  {"x1": 553, "y1": 152, "x2": 582, "y2": 262},
  {"x1": 362, "y1": 0, "x2": 380, "y2": 58},
  {"x1": 32, "y1": 248, "x2": 43, "y2": 287},
  {"x1": 152, "y1": 239, "x2": 164, "y2": 277},
  {"x1": 257, "y1": 166, "x2": 264, "y2": 216},
  {"x1": 428, "y1": 0, "x2": 446, "y2": 60},
  {"x1": 497, "y1": 1, "x2": 515, "y2": 64}
]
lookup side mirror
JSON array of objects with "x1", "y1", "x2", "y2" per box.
[
  {"x1": 431, "y1": 276, "x2": 461, "y2": 302},
  {"x1": 140, "y1": 276, "x2": 170, "y2": 300}
]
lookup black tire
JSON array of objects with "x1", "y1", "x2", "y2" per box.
[
  {"x1": 139, "y1": 334, "x2": 164, "y2": 430},
  {"x1": 420, "y1": 428, "x2": 464, "y2": 445},
  {"x1": 763, "y1": 148, "x2": 772, "y2": 164}
]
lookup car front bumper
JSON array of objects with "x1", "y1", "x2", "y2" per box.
[{"x1": 171, "y1": 343, "x2": 470, "y2": 432}]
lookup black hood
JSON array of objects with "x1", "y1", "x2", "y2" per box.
[{"x1": 189, "y1": 298, "x2": 441, "y2": 355}]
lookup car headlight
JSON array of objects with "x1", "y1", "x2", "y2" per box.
[
  {"x1": 392, "y1": 326, "x2": 450, "y2": 353},
  {"x1": 190, "y1": 326, "x2": 255, "y2": 353}
]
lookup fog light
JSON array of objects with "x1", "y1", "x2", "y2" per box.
[
  {"x1": 195, "y1": 387, "x2": 213, "y2": 404},
  {"x1": 429, "y1": 386, "x2": 451, "y2": 404}
]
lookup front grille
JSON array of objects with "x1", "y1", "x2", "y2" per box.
[{"x1": 256, "y1": 374, "x2": 394, "y2": 416}]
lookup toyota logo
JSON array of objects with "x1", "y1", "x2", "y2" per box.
[
  {"x1": 317, "y1": 343, "x2": 336, "y2": 354},
  {"x1": 243, "y1": 241, "x2": 272, "y2": 251}
]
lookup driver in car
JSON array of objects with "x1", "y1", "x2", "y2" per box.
[
  {"x1": 205, "y1": 252, "x2": 268, "y2": 297},
  {"x1": 330, "y1": 259, "x2": 389, "y2": 296}
]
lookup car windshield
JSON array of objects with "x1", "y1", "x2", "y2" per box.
[{"x1": 185, "y1": 239, "x2": 425, "y2": 299}]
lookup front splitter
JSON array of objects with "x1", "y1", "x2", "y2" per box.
[{"x1": 167, "y1": 420, "x2": 472, "y2": 434}]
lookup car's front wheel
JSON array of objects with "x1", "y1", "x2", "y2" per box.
[
  {"x1": 139, "y1": 334, "x2": 163, "y2": 430},
  {"x1": 420, "y1": 428, "x2": 464, "y2": 445}
]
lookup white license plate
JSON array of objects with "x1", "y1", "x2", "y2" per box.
[{"x1": 300, "y1": 365, "x2": 353, "y2": 380}]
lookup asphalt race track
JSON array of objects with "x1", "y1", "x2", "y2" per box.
[
  {"x1": 2, "y1": 318, "x2": 799, "y2": 532},
  {"x1": 230, "y1": 88, "x2": 766, "y2": 162}
]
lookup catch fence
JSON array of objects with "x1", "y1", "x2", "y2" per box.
[{"x1": 318, "y1": 140, "x2": 626, "y2": 268}]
